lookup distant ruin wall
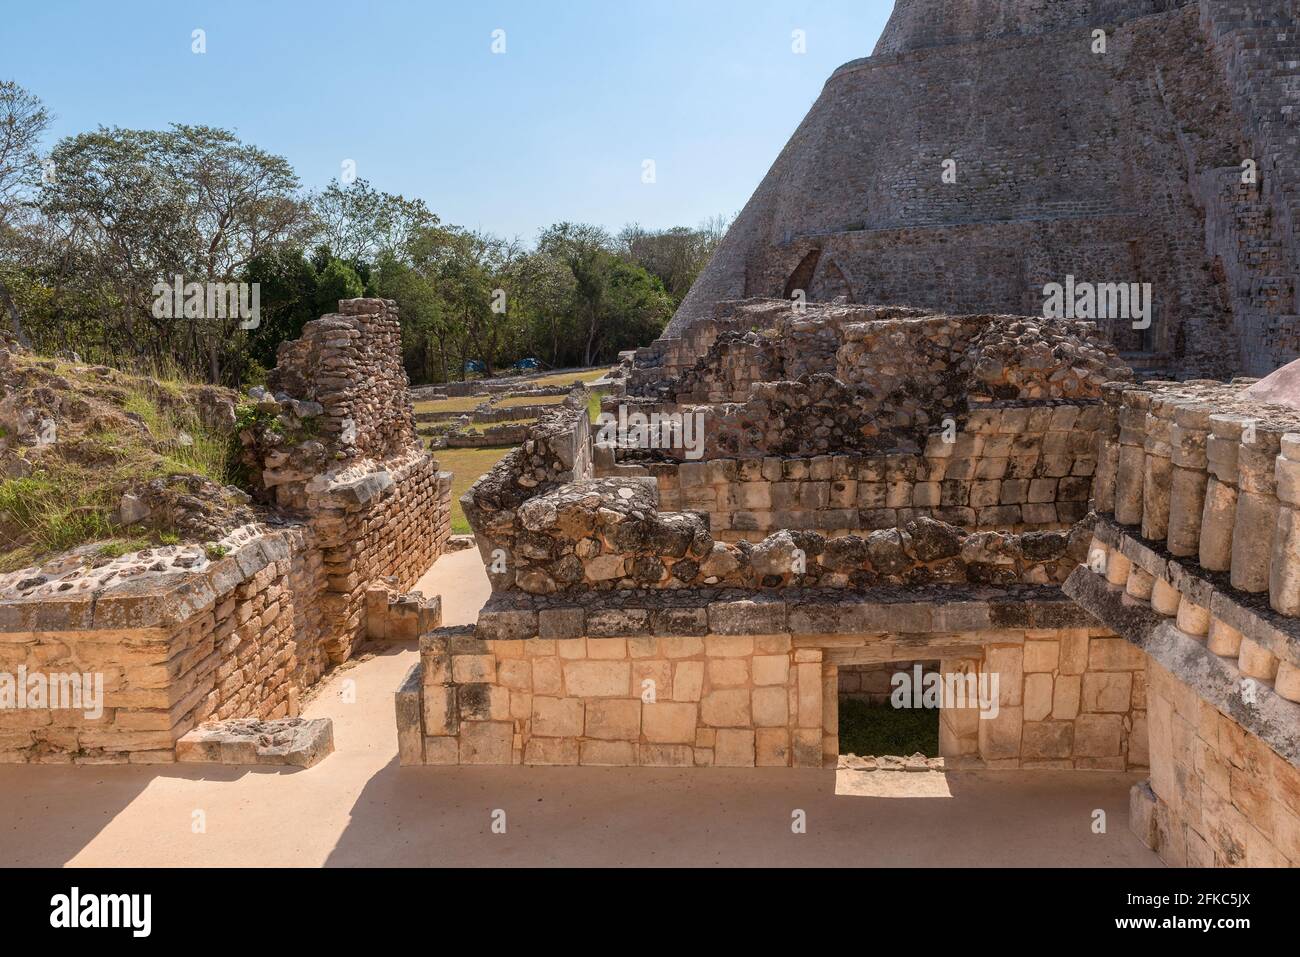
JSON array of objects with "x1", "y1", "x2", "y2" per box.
[{"x1": 600, "y1": 408, "x2": 1098, "y2": 540}]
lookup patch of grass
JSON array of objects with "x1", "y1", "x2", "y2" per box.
[
  {"x1": 0, "y1": 357, "x2": 241, "y2": 571},
  {"x1": 433, "y1": 446, "x2": 513, "y2": 534},
  {"x1": 586, "y1": 392, "x2": 603, "y2": 425},
  {"x1": 836, "y1": 698, "x2": 939, "y2": 757},
  {"x1": 496, "y1": 394, "x2": 566, "y2": 410},
  {"x1": 526, "y1": 367, "x2": 612, "y2": 389},
  {"x1": 0, "y1": 472, "x2": 119, "y2": 572},
  {"x1": 412, "y1": 394, "x2": 483, "y2": 416},
  {"x1": 97, "y1": 537, "x2": 152, "y2": 560}
]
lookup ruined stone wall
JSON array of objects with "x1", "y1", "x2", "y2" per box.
[
  {"x1": 938, "y1": 630, "x2": 1148, "y2": 770},
  {"x1": 1066, "y1": 374, "x2": 1300, "y2": 864},
  {"x1": 630, "y1": 303, "x2": 1128, "y2": 460},
  {"x1": 246, "y1": 298, "x2": 453, "y2": 667},
  {"x1": 469, "y1": 459, "x2": 1099, "y2": 596},
  {"x1": 0, "y1": 527, "x2": 316, "y2": 763},
  {"x1": 396, "y1": 591, "x2": 1141, "y2": 770},
  {"x1": 1132, "y1": 659, "x2": 1300, "y2": 865},
  {"x1": 266, "y1": 298, "x2": 414, "y2": 464},
  {"x1": 605, "y1": 414, "x2": 1098, "y2": 540},
  {"x1": 0, "y1": 298, "x2": 453, "y2": 763}
]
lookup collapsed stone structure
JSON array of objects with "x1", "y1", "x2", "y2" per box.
[
  {"x1": 668, "y1": 0, "x2": 1300, "y2": 379},
  {"x1": 0, "y1": 299, "x2": 451, "y2": 763},
  {"x1": 397, "y1": 304, "x2": 1145, "y2": 772}
]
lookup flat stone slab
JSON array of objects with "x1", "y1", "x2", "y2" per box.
[{"x1": 176, "y1": 717, "x2": 334, "y2": 768}]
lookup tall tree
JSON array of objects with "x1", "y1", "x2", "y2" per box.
[
  {"x1": 0, "y1": 80, "x2": 51, "y2": 347},
  {"x1": 31, "y1": 124, "x2": 313, "y2": 381},
  {"x1": 311, "y1": 177, "x2": 438, "y2": 264}
]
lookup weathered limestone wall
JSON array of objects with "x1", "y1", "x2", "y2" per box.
[
  {"x1": 245, "y1": 298, "x2": 453, "y2": 667},
  {"x1": 0, "y1": 298, "x2": 453, "y2": 763},
  {"x1": 1132, "y1": 659, "x2": 1300, "y2": 866},
  {"x1": 601, "y1": 417, "x2": 1097, "y2": 540},
  {"x1": 626, "y1": 303, "x2": 1128, "y2": 460},
  {"x1": 402, "y1": 629, "x2": 829, "y2": 768},
  {"x1": 1067, "y1": 374, "x2": 1300, "y2": 864},
  {"x1": 1089, "y1": 380, "x2": 1300, "y2": 701},
  {"x1": 0, "y1": 527, "x2": 315, "y2": 763},
  {"x1": 396, "y1": 593, "x2": 1142, "y2": 770},
  {"x1": 469, "y1": 465, "x2": 1095, "y2": 595},
  {"x1": 937, "y1": 629, "x2": 1148, "y2": 770}
]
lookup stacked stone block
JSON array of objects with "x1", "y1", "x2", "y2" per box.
[
  {"x1": 1093, "y1": 379, "x2": 1300, "y2": 704},
  {"x1": 0, "y1": 528, "x2": 313, "y2": 763},
  {"x1": 0, "y1": 298, "x2": 454, "y2": 763},
  {"x1": 1133, "y1": 660, "x2": 1300, "y2": 866},
  {"x1": 607, "y1": 402, "x2": 1099, "y2": 539},
  {"x1": 397, "y1": 591, "x2": 1142, "y2": 770},
  {"x1": 402, "y1": 630, "x2": 826, "y2": 769}
]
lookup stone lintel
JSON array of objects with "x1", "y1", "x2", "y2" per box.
[{"x1": 473, "y1": 586, "x2": 1092, "y2": 643}]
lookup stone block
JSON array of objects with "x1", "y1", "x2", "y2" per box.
[
  {"x1": 701, "y1": 689, "x2": 751, "y2": 727},
  {"x1": 714, "y1": 729, "x2": 756, "y2": 767},
  {"x1": 584, "y1": 699, "x2": 641, "y2": 740},
  {"x1": 458, "y1": 721, "x2": 513, "y2": 764},
  {"x1": 641, "y1": 702, "x2": 698, "y2": 743},
  {"x1": 563, "y1": 661, "x2": 631, "y2": 697},
  {"x1": 531, "y1": 696, "x2": 584, "y2": 737}
]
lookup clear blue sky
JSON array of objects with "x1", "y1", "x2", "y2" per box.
[{"x1": 2, "y1": 1, "x2": 890, "y2": 243}]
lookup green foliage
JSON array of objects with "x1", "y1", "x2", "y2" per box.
[
  {"x1": 97, "y1": 537, "x2": 151, "y2": 560},
  {"x1": 837, "y1": 699, "x2": 940, "y2": 757},
  {"x1": 313, "y1": 257, "x2": 365, "y2": 313},
  {"x1": 0, "y1": 363, "x2": 239, "y2": 571},
  {"x1": 0, "y1": 80, "x2": 723, "y2": 390}
]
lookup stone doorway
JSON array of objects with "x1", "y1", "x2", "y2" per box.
[{"x1": 835, "y1": 660, "x2": 941, "y2": 765}]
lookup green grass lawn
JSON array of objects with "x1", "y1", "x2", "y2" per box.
[
  {"x1": 525, "y1": 367, "x2": 612, "y2": 389},
  {"x1": 412, "y1": 394, "x2": 483, "y2": 416},
  {"x1": 836, "y1": 699, "x2": 940, "y2": 757},
  {"x1": 496, "y1": 394, "x2": 566, "y2": 409},
  {"x1": 433, "y1": 446, "x2": 513, "y2": 534}
]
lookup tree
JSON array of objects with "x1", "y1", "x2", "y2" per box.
[
  {"x1": 28, "y1": 124, "x2": 313, "y2": 381},
  {"x1": 242, "y1": 248, "x2": 319, "y2": 371},
  {"x1": 311, "y1": 178, "x2": 438, "y2": 263},
  {"x1": 0, "y1": 80, "x2": 51, "y2": 347},
  {"x1": 537, "y1": 222, "x2": 616, "y2": 367},
  {"x1": 617, "y1": 215, "x2": 730, "y2": 306}
]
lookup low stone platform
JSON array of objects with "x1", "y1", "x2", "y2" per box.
[{"x1": 176, "y1": 717, "x2": 334, "y2": 768}]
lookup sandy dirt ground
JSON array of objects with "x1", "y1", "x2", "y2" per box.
[{"x1": 0, "y1": 548, "x2": 1160, "y2": 868}]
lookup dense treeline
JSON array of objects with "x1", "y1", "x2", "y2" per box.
[{"x1": 0, "y1": 81, "x2": 727, "y2": 386}]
